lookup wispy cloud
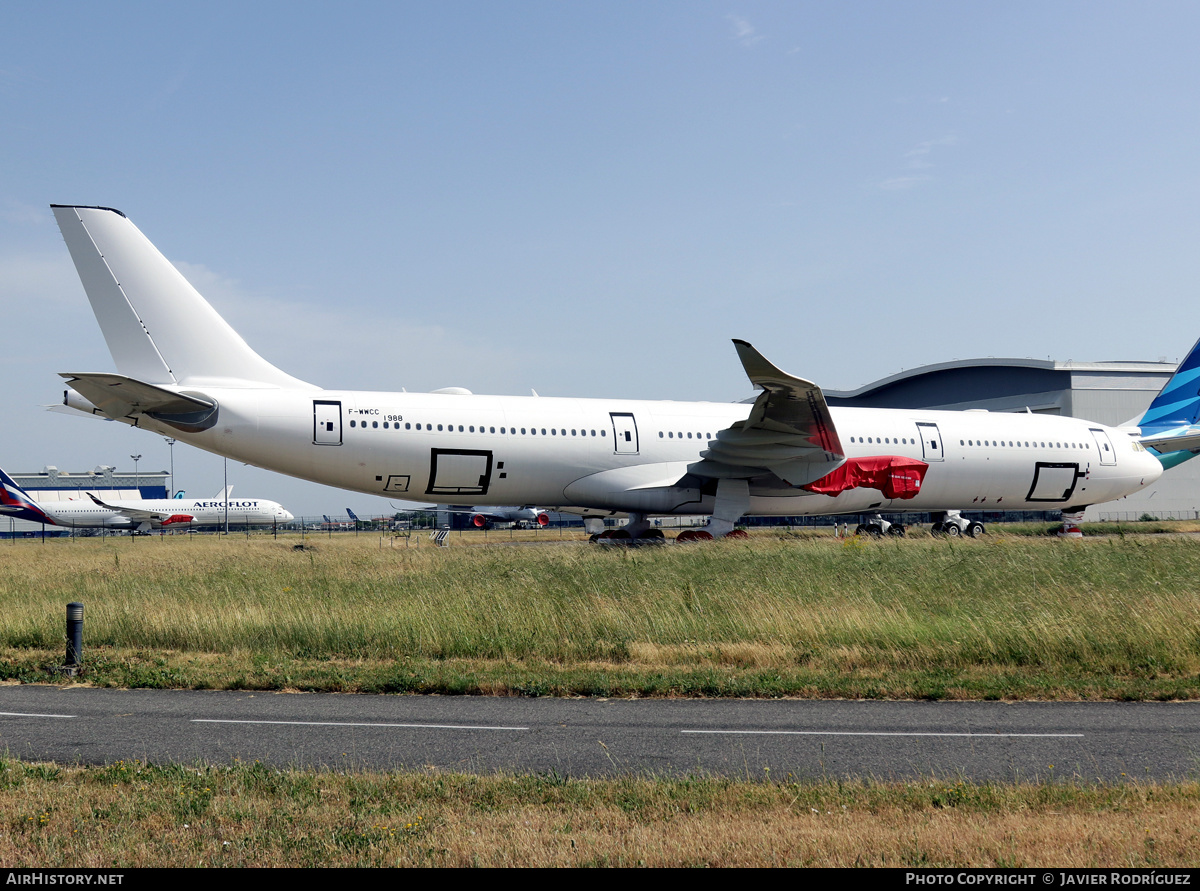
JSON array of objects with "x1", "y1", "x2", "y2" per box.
[
  {"x1": 878, "y1": 175, "x2": 932, "y2": 191},
  {"x1": 904, "y1": 136, "x2": 958, "y2": 170},
  {"x1": 727, "y1": 15, "x2": 763, "y2": 48},
  {"x1": 878, "y1": 135, "x2": 959, "y2": 191},
  {"x1": 0, "y1": 199, "x2": 50, "y2": 226},
  {"x1": 170, "y1": 260, "x2": 519, "y2": 393}
]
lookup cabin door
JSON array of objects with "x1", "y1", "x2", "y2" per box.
[
  {"x1": 313, "y1": 400, "x2": 342, "y2": 445},
  {"x1": 915, "y1": 422, "x2": 944, "y2": 461},
  {"x1": 610, "y1": 412, "x2": 639, "y2": 455}
]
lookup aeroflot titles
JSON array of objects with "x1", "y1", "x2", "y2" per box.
[{"x1": 190, "y1": 501, "x2": 263, "y2": 508}]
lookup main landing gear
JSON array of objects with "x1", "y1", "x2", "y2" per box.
[
  {"x1": 590, "y1": 513, "x2": 667, "y2": 544},
  {"x1": 929, "y1": 510, "x2": 985, "y2": 538},
  {"x1": 853, "y1": 514, "x2": 907, "y2": 538},
  {"x1": 590, "y1": 480, "x2": 754, "y2": 544}
]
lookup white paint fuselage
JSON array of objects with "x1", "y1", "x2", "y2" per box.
[
  {"x1": 35, "y1": 496, "x2": 292, "y2": 529},
  {"x1": 125, "y1": 386, "x2": 1163, "y2": 517}
]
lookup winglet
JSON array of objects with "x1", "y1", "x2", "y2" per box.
[{"x1": 732, "y1": 339, "x2": 819, "y2": 392}]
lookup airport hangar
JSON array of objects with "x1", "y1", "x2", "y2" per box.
[{"x1": 824, "y1": 356, "x2": 1198, "y2": 522}]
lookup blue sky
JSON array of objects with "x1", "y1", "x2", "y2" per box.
[{"x1": 3, "y1": 2, "x2": 1200, "y2": 515}]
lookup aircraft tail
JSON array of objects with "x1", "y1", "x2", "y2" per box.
[
  {"x1": 1136, "y1": 335, "x2": 1200, "y2": 468},
  {"x1": 51, "y1": 205, "x2": 310, "y2": 389},
  {"x1": 347, "y1": 508, "x2": 361, "y2": 522},
  {"x1": 0, "y1": 468, "x2": 55, "y2": 525}
]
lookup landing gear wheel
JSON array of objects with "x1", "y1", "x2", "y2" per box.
[
  {"x1": 886, "y1": 524, "x2": 906, "y2": 537},
  {"x1": 637, "y1": 528, "x2": 665, "y2": 541},
  {"x1": 967, "y1": 522, "x2": 986, "y2": 538},
  {"x1": 944, "y1": 523, "x2": 962, "y2": 537},
  {"x1": 930, "y1": 522, "x2": 944, "y2": 536},
  {"x1": 676, "y1": 529, "x2": 714, "y2": 543},
  {"x1": 854, "y1": 524, "x2": 868, "y2": 537},
  {"x1": 725, "y1": 529, "x2": 749, "y2": 540},
  {"x1": 609, "y1": 528, "x2": 632, "y2": 540}
]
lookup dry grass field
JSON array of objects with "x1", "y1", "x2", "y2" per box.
[
  {"x1": 3, "y1": 530, "x2": 1199, "y2": 867},
  {"x1": 1, "y1": 759, "x2": 1197, "y2": 867},
  {"x1": 1, "y1": 530, "x2": 1198, "y2": 698}
]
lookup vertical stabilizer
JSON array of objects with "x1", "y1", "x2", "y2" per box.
[
  {"x1": 1139, "y1": 334, "x2": 1200, "y2": 432},
  {"x1": 52, "y1": 205, "x2": 310, "y2": 388},
  {"x1": 0, "y1": 468, "x2": 55, "y2": 525}
]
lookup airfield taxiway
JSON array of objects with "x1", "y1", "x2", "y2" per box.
[{"x1": 1, "y1": 685, "x2": 1196, "y2": 781}]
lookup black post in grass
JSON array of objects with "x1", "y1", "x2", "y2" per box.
[{"x1": 65, "y1": 602, "x2": 84, "y2": 674}]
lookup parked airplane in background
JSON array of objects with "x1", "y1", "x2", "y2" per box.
[
  {"x1": 48, "y1": 205, "x2": 1197, "y2": 540},
  {"x1": 0, "y1": 467, "x2": 293, "y2": 533},
  {"x1": 456, "y1": 506, "x2": 550, "y2": 528}
]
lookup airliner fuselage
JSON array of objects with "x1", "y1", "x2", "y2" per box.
[{"x1": 122, "y1": 386, "x2": 1161, "y2": 519}]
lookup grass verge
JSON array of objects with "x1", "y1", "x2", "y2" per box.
[{"x1": 0, "y1": 756, "x2": 1196, "y2": 867}]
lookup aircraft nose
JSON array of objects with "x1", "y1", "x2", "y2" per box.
[{"x1": 1145, "y1": 449, "x2": 1166, "y2": 485}]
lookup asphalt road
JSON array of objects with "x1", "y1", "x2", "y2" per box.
[{"x1": 2, "y1": 685, "x2": 1198, "y2": 781}]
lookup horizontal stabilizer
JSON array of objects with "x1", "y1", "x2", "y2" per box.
[{"x1": 61, "y1": 372, "x2": 212, "y2": 418}]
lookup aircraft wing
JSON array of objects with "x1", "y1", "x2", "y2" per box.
[
  {"x1": 688, "y1": 340, "x2": 845, "y2": 487},
  {"x1": 1141, "y1": 429, "x2": 1200, "y2": 453},
  {"x1": 85, "y1": 492, "x2": 178, "y2": 522}
]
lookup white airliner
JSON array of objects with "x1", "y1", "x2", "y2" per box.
[
  {"x1": 48, "y1": 205, "x2": 1193, "y2": 540},
  {"x1": 0, "y1": 468, "x2": 293, "y2": 533},
  {"x1": 458, "y1": 506, "x2": 550, "y2": 528}
]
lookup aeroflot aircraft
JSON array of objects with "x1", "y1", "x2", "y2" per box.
[
  {"x1": 48, "y1": 205, "x2": 1200, "y2": 540},
  {"x1": 0, "y1": 467, "x2": 293, "y2": 533}
]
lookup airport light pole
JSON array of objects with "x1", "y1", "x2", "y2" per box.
[
  {"x1": 130, "y1": 454, "x2": 141, "y2": 497},
  {"x1": 164, "y1": 438, "x2": 175, "y2": 498}
]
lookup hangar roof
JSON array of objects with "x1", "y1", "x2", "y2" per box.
[{"x1": 822, "y1": 358, "x2": 1176, "y2": 415}]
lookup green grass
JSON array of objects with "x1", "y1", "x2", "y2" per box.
[{"x1": 1, "y1": 532, "x2": 1199, "y2": 698}]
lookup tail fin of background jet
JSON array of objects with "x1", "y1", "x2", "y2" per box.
[
  {"x1": 0, "y1": 467, "x2": 55, "y2": 525},
  {"x1": 51, "y1": 205, "x2": 311, "y2": 389},
  {"x1": 1136, "y1": 335, "x2": 1200, "y2": 467}
]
